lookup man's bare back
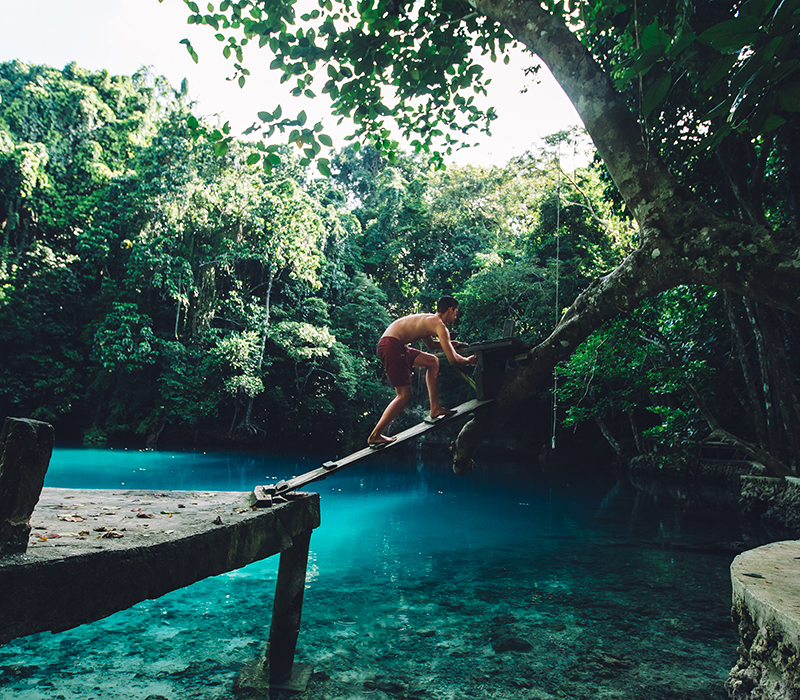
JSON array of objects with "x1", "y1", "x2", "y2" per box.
[{"x1": 382, "y1": 313, "x2": 446, "y2": 346}]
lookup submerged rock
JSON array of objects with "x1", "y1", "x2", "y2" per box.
[
  {"x1": 490, "y1": 625, "x2": 533, "y2": 653},
  {"x1": 364, "y1": 676, "x2": 407, "y2": 694}
]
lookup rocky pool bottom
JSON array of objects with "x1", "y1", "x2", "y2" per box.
[{"x1": 0, "y1": 449, "x2": 751, "y2": 700}]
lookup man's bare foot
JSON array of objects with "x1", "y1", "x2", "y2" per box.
[
  {"x1": 368, "y1": 434, "x2": 397, "y2": 447},
  {"x1": 430, "y1": 406, "x2": 457, "y2": 420}
]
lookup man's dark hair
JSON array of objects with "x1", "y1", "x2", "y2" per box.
[{"x1": 437, "y1": 296, "x2": 458, "y2": 314}]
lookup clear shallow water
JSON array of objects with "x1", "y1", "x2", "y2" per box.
[{"x1": 1, "y1": 449, "x2": 740, "y2": 699}]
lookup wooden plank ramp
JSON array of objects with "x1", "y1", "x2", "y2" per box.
[{"x1": 264, "y1": 398, "x2": 493, "y2": 497}]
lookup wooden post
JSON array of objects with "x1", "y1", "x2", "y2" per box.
[
  {"x1": 474, "y1": 351, "x2": 507, "y2": 401},
  {"x1": 265, "y1": 528, "x2": 312, "y2": 685},
  {"x1": 0, "y1": 417, "x2": 54, "y2": 555}
]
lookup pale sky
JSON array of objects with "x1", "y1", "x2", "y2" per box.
[{"x1": 0, "y1": 0, "x2": 586, "y2": 167}]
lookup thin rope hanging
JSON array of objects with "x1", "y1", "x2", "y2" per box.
[{"x1": 551, "y1": 148, "x2": 561, "y2": 451}]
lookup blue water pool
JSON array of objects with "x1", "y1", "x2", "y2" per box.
[{"x1": 0, "y1": 448, "x2": 741, "y2": 699}]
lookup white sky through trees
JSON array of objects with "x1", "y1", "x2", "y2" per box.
[{"x1": 0, "y1": 0, "x2": 585, "y2": 167}]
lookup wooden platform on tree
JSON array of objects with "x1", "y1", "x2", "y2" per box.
[
  {"x1": 264, "y1": 398, "x2": 493, "y2": 496},
  {"x1": 458, "y1": 337, "x2": 532, "y2": 358}
]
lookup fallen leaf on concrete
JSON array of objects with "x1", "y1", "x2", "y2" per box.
[
  {"x1": 99, "y1": 531, "x2": 123, "y2": 539},
  {"x1": 136, "y1": 512, "x2": 155, "y2": 519},
  {"x1": 58, "y1": 515, "x2": 85, "y2": 522}
]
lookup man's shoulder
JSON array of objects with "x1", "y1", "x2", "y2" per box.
[
  {"x1": 398, "y1": 312, "x2": 438, "y2": 326},
  {"x1": 416, "y1": 313, "x2": 442, "y2": 329}
]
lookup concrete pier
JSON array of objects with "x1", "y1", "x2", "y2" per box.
[
  {"x1": 0, "y1": 487, "x2": 320, "y2": 649},
  {"x1": 727, "y1": 540, "x2": 800, "y2": 700}
]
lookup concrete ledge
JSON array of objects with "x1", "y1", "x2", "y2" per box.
[
  {"x1": 0, "y1": 487, "x2": 320, "y2": 646},
  {"x1": 726, "y1": 540, "x2": 800, "y2": 700}
]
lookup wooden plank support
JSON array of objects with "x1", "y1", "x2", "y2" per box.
[
  {"x1": 234, "y1": 526, "x2": 315, "y2": 694},
  {"x1": 267, "y1": 528, "x2": 312, "y2": 685}
]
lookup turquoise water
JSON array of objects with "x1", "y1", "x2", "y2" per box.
[{"x1": 1, "y1": 449, "x2": 740, "y2": 699}]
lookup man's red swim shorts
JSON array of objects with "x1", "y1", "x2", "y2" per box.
[{"x1": 376, "y1": 336, "x2": 422, "y2": 388}]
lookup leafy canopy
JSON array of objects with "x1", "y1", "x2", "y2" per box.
[
  {"x1": 168, "y1": 0, "x2": 517, "y2": 174},
  {"x1": 170, "y1": 0, "x2": 800, "y2": 191}
]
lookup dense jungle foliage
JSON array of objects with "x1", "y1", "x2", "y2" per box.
[{"x1": 1, "y1": 59, "x2": 798, "y2": 469}]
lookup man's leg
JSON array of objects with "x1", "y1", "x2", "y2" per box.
[
  {"x1": 413, "y1": 353, "x2": 456, "y2": 419},
  {"x1": 368, "y1": 385, "x2": 412, "y2": 445}
]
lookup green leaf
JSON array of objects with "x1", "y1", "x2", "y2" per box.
[
  {"x1": 246, "y1": 152, "x2": 261, "y2": 165},
  {"x1": 666, "y1": 31, "x2": 697, "y2": 59},
  {"x1": 257, "y1": 111, "x2": 272, "y2": 122},
  {"x1": 180, "y1": 38, "x2": 199, "y2": 64},
  {"x1": 317, "y1": 158, "x2": 332, "y2": 177},
  {"x1": 702, "y1": 54, "x2": 738, "y2": 90},
  {"x1": 642, "y1": 73, "x2": 671, "y2": 117},
  {"x1": 705, "y1": 96, "x2": 734, "y2": 120},
  {"x1": 741, "y1": 0, "x2": 779, "y2": 20},
  {"x1": 319, "y1": 133, "x2": 333, "y2": 147},
  {"x1": 618, "y1": 44, "x2": 666, "y2": 84},
  {"x1": 770, "y1": 58, "x2": 800, "y2": 86},
  {"x1": 778, "y1": 81, "x2": 800, "y2": 111},
  {"x1": 698, "y1": 16, "x2": 761, "y2": 53},
  {"x1": 641, "y1": 20, "x2": 664, "y2": 50},
  {"x1": 748, "y1": 91, "x2": 777, "y2": 133},
  {"x1": 762, "y1": 114, "x2": 787, "y2": 132}
]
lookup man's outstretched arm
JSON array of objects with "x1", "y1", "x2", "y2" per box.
[{"x1": 434, "y1": 322, "x2": 476, "y2": 367}]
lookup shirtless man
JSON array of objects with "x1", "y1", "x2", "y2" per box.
[{"x1": 368, "y1": 296, "x2": 477, "y2": 446}]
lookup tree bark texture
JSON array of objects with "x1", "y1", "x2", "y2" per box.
[
  {"x1": 454, "y1": 0, "x2": 800, "y2": 473},
  {"x1": 724, "y1": 292, "x2": 769, "y2": 450}
]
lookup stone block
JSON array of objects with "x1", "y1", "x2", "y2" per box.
[{"x1": 0, "y1": 417, "x2": 54, "y2": 554}]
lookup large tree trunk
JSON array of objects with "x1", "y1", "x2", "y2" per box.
[
  {"x1": 724, "y1": 292, "x2": 769, "y2": 449},
  {"x1": 757, "y1": 304, "x2": 800, "y2": 469},
  {"x1": 454, "y1": 0, "x2": 800, "y2": 473}
]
